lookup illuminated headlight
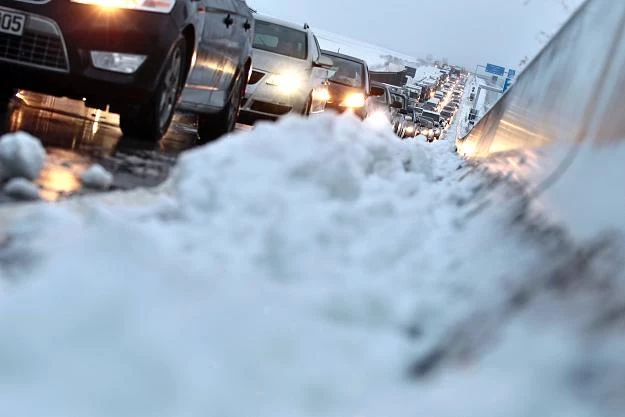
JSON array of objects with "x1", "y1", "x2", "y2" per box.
[
  {"x1": 405, "y1": 126, "x2": 415, "y2": 133},
  {"x1": 340, "y1": 92, "x2": 366, "y2": 108},
  {"x1": 266, "y1": 72, "x2": 303, "y2": 93},
  {"x1": 71, "y1": 0, "x2": 175, "y2": 13},
  {"x1": 312, "y1": 86, "x2": 331, "y2": 102},
  {"x1": 90, "y1": 51, "x2": 146, "y2": 74}
]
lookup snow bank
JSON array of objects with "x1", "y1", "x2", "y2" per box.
[
  {"x1": 4, "y1": 178, "x2": 40, "y2": 201},
  {"x1": 0, "y1": 114, "x2": 623, "y2": 417},
  {"x1": 80, "y1": 164, "x2": 114, "y2": 190},
  {"x1": 0, "y1": 131, "x2": 46, "y2": 181}
]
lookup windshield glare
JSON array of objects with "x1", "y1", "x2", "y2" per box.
[
  {"x1": 254, "y1": 20, "x2": 307, "y2": 60},
  {"x1": 326, "y1": 56, "x2": 364, "y2": 87}
]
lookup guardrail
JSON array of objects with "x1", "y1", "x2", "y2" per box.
[{"x1": 456, "y1": 0, "x2": 625, "y2": 158}]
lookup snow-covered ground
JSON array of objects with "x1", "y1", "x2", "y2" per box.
[
  {"x1": 314, "y1": 29, "x2": 418, "y2": 69},
  {"x1": 0, "y1": 105, "x2": 624, "y2": 416}
]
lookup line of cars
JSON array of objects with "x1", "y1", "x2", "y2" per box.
[
  {"x1": 0, "y1": 1, "x2": 463, "y2": 144},
  {"x1": 396, "y1": 74, "x2": 467, "y2": 142}
]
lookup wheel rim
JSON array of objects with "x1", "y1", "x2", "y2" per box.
[{"x1": 158, "y1": 46, "x2": 182, "y2": 131}]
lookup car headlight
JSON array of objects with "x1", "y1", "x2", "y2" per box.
[
  {"x1": 71, "y1": 0, "x2": 175, "y2": 13},
  {"x1": 266, "y1": 72, "x2": 303, "y2": 94},
  {"x1": 340, "y1": 92, "x2": 366, "y2": 108},
  {"x1": 312, "y1": 86, "x2": 331, "y2": 102},
  {"x1": 405, "y1": 126, "x2": 415, "y2": 133}
]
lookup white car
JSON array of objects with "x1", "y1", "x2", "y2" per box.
[{"x1": 239, "y1": 15, "x2": 333, "y2": 122}]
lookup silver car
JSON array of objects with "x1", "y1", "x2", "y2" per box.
[{"x1": 239, "y1": 15, "x2": 333, "y2": 122}]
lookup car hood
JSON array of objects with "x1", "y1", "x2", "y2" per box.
[{"x1": 252, "y1": 49, "x2": 311, "y2": 75}]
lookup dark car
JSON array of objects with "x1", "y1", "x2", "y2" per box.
[
  {"x1": 321, "y1": 50, "x2": 384, "y2": 119},
  {"x1": 0, "y1": 0, "x2": 254, "y2": 142},
  {"x1": 440, "y1": 110, "x2": 454, "y2": 124}
]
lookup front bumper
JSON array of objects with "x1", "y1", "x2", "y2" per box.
[
  {"x1": 0, "y1": 1, "x2": 183, "y2": 111},
  {"x1": 239, "y1": 68, "x2": 325, "y2": 120},
  {"x1": 324, "y1": 102, "x2": 366, "y2": 119}
]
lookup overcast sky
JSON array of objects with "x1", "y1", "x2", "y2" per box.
[{"x1": 247, "y1": 0, "x2": 584, "y2": 68}]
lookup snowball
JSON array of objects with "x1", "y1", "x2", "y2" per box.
[
  {"x1": 0, "y1": 131, "x2": 46, "y2": 180},
  {"x1": 80, "y1": 164, "x2": 113, "y2": 190},
  {"x1": 4, "y1": 177, "x2": 40, "y2": 200}
]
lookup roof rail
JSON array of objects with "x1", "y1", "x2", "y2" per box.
[{"x1": 304, "y1": 23, "x2": 310, "y2": 29}]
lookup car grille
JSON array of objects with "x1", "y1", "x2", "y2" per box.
[
  {"x1": 250, "y1": 100, "x2": 292, "y2": 115},
  {"x1": 0, "y1": 12, "x2": 69, "y2": 72},
  {"x1": 248, "y1": 70, "x2": 265, "y2": 85}
]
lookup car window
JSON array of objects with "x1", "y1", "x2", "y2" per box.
[
  {"x1": 253, "y1": 20, "x2": 308, "y2": 60},
  {"x1": 312, "y1": 35, "x2": 321, "y2": 62},
  {"x1": 325, "y1": 55, "x2": 364, "y2": 88},
  {"x1": 373, "y1": 87, "x2": 389, "y2": 104}
]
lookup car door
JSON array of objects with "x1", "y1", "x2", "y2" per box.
[
  {"x1": 179, "y1": 0, "x2": 234, "y2": 110},
  {"x1": 230, "y1": 0, "x2": 254, "y2": 71},
  {"x1": 204, "y1": 0, "x2": 244, "y2": 107}
]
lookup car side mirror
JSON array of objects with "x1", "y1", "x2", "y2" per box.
[
  {"x1": 315, "y1": 55, "x2": 334, "y2": 68},
  {"x1": 369, "y1": 86, "x2": 385, "y2": 97},
  {"x1": 391, "y1": 101, "x2": 403, "y2": 109}
]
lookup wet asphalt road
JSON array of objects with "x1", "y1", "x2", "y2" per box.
[{"x1": 0, "y1": 91, "x2": 250, "y2": 203}]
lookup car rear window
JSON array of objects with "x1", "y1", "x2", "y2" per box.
[{"x1": 254, "y1": 20, "x2": 307, "y2": 60}]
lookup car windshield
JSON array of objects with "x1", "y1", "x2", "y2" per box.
[
  {"x1": 372, "y1": 87, "x2": 388, "y2": 104},
  {"x1": 253, "y1": 20, "x2": 307, "y2": 60},
  {"x1": 326, "y1": 56, "x2": 364, "y2": 87}
]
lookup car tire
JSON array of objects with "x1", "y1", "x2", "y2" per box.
[
  {"x1": 301, "y1": 93, "x2": 312, "y2": 116},
  {"x1": 0, "y1": 87, "x2": 16, "y2": 112},
  {"x1": 197, "y1": 68, "x2": 246, "y2": 143},
  {"x1": 119, "y1": 37, "x2": 186, "y2": 142}
]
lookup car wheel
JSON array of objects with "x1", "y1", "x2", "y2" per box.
[
  {"x1": 120, "y1": 37, "x2": 186, "y2": 142},
  {"x1": 197, "y1": 68, "x2": 246, "y2": 143}
]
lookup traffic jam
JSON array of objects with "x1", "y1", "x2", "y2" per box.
[
  {"x1": 0, "y1": 1, "x2": 466, "y2": 146},
  {"x1": 4, "y1": 1, "x2": 625, "y2": 416}
]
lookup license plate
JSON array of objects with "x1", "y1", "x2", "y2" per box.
[{"x1": 0, "y1": 11, "x2": 26, "y2": 37}]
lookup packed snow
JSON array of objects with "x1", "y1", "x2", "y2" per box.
[
  {"x1": 80, "y1": 164, "x2": 114, "y2": 190},
  {"x1": 0, "y1": 131, "x2": 45, "y2": 181},
  {"x1": 3, "y1": 177, "x2": 40, "y2": 201},
  {"x1": 0, "y1": 113, "x2": 624, "y2": 417}
]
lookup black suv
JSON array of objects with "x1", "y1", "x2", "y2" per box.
[{"x1": 0, "y1": 0, "x2": 254, "y2": 141}]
